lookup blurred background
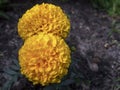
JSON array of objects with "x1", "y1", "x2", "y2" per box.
[{"x1": 0, "y1": 0, "x2": 120, "y2": 90}]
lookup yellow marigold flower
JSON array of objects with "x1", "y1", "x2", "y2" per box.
[
  {"x1": 18, "y1": 33, "x2": 71, "y2": 86},
  {"x1": 18, "y1": 3, "x2": 70, "y2": 40}
]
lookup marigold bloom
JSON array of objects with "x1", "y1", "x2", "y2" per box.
[
  {"x1": 18, "y1": 3, "x2": 70, "y2": 40},
  {"x1": 18, "y1": 33, "x2": 71, "y2": 86}
]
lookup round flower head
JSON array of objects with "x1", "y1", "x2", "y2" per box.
[
  {"x1": 18, "y1": 3, "x2": 70, "y2": 40},
  {"x1": 19, "y1": 33, "x2": 71, "y2": 86}
]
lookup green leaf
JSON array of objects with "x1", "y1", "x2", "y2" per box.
[
  {"x1": 12, "y1": 75, "x2": 18, "y2": 82},
  {"x1": 115, "y1": 85, "x2": 120, "y2": 90},
  {"x1": 116, "y1": 78, "x2": 120, "y2": 81},
  {"x1": 2, "y1": 80, "x2": 12, "y2": 90},
  {"x1": 2, "y1": 75, "x2": 20, "y2": 90},
  {"x1": 71, "y1": 46, "x2": 76, "y2": 52},
  {"x1": 4, "y1": 68, "x2": 18, "y2": 75}
]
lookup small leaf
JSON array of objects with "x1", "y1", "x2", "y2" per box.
[{"x1": 71, "y1": 46, "x2": 76, "y2": 52}]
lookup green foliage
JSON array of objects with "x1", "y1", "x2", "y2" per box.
[
  {"x1": 1, "y1": 54, "x2": 88, "y2": 90},
  {"x1": 0, "y1": 11, "x2": 9, "y2": 19},
  {"x1": 111, "y1": 20, "x2": 120, "y2": 34},
  {"x1": 70, "y1": 46, "x2": 76, "y2": 52},
  {"x1": 115, "y1": 84, "x2": 120, "y2": 90},
  {"x1": 2, "y1": 59, "x2": 22, "y2": 90},
  {"x1": 0, "y1": 0, "x2": 9, "y2": 9},
  {"x1": 92, "y1": 0, "x2": 120, "y2": 16},
  {"x1": 0, "y1": 0, "x2": 9, "y2": 19},
  {"x1": 109, "y1": 19, "x2": 120, "y2": 37},
  {"x1": 112, "y1": 78, "x2": 120, "y2": 90}
]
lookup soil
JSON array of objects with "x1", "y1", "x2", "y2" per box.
[{"x1": 0, "y1": 0, "x2": 120, "y2": 90}]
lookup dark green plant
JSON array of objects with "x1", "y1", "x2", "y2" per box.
[
  {"x1": 2, "y1": 59, "x2": 22, "y2": 90},
  {"x1": 112, "y1": 78, "x2": 120, "y2": 90},
  {"x1": 0, "y1": 0, "x2": 9, "y2": 9},
  {"x1": 108, "y1": 19, "x2": 120, "y2": 35},
  {"x1": 0, "y1": 0, "x2": 9, "y2": 19},
  {"x1": 91, "y1": 0, "x2": 120, "y2": 16},
  {"x1": 2, "y1": 58, "x2": 84, "y2": 90}
]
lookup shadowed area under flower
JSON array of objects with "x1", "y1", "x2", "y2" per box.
[
  {"x1": 18, "y1": 33, "x2": 71, "y2": 86},
  {"x1": 18, "y1": 3, "x2": 70, "y2": 40}
]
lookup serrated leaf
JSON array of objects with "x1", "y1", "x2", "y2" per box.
[
  {"x1": 4, "y1": 68, "x2": 18, "y2": 75},
  {"x1": 2, "y1": 75, "x2": 19, "y2": 90}
]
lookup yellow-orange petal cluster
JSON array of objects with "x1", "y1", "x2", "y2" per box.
[
  {"x1": 18, "y1": 3, "x2": 70, "y2": 40},
  {"x1": 19, "y1": 33, "x2": 71, "y2": 86}
]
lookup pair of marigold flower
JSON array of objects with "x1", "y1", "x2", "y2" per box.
[{"x1": 18, "y1": 3, "x2": 71, "y2": 86}]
